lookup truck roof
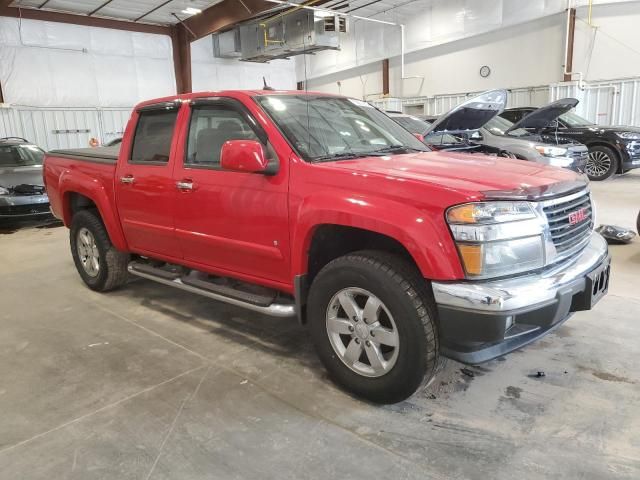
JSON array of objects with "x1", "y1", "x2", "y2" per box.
[{"x1": 134, "y1": 90, "x2": 344, "y2": 110}]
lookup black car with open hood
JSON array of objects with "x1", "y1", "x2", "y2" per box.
[{"x1": 501, "y1": 99, "x2": 640, "y2": 181}]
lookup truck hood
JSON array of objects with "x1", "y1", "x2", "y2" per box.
[
  {"x1": 506, "y1": 98, "x2": 579, "y2": 133},
  {"x1": 322, "y1": 150, "x2": 582, "y2": 198},
  {"x1": 425, "y1": 89, "x2": 507, "y2": 135},
  {"x1": 0, "y1": 164, "x2": 44, "y2": 189}
]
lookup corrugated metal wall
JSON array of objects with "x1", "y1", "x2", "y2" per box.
[
  {"x1": 371, "y1": 86, "x2": 551, "y2": 116},
  {"x1": 550, "y1": 78, "x2": 640, "y2": 127},
  {"x1": 372, "y1": 77, "x2": 640, "y2": 128},
  {"x1": 0, "y1": 107, "x2": 131, "y2": 151}
]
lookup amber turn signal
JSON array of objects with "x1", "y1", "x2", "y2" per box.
[{"x1": 457, "y1": 244, "x2": 483, "y2": 276}]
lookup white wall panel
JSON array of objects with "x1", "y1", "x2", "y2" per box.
[
  {"x1": 190, "y1": 36, "x2": 296, "y2": 92},
  {"x1": 0, "y1": 17, "x2": 175, "y2": 108}
]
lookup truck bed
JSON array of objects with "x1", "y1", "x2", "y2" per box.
[
  {"x1": 48, "y1": 146, "x2": 119, "y2": 164},
  {"x1": 44, "y1": 147, "x2": 120, "y2": 233}
]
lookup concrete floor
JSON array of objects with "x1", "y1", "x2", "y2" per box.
[{"x1": 0, "y1": 174, "x2": 639, "y2": 480}]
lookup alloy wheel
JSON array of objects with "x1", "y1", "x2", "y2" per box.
[
  {"x1": 586, "y1": 150, "x2": 612, "y2": 178},
  {"x1": 76, "y1": 227, "x2": 100, "y2": 277},
  {"x1": 326, "y1": 287, "x2": 399, "y2": 378}
]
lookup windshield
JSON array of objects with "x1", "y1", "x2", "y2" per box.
[
  {"x1": 559, "y1": 110, "x2": 594, "y2": 127},
  {"x1": 0, "y1": 144, "x2": 44, "y2": 167},
  {"x1": 390, "y1": 115, "x2": 463, "y2": 146},
  {"x1": 392, "y1": 116, "x2": 430, "y2": 135},
  {"x1": 484, "y1": 116, "x2": 530, "y2": 137},
  {"x1": 256, "y1": 95, "x2": 429, "y2": 161}
]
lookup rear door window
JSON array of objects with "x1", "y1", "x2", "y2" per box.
[{"x1": 130, "y1": 109, "x2": 179, "y2": 164}]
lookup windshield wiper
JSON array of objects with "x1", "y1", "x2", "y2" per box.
[
  {"x1": 369, "y1": 145, "x2": 425, "y2": 154},
  {"x1": 311, "y1": 152, "x2": 362, "y2": 163}
]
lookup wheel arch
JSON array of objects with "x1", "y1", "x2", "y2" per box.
[
  {"x1": 585, "y1": 141, "x2": 622, "y2": 172},
  {"x1": 59, "y1": 171, "x2": 128, "y2": 251}
]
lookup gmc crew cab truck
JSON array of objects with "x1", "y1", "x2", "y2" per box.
[{"x1": 44, "y1": 91, "x2": 611, "y2": 404}]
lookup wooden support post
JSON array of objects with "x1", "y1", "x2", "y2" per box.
[
  {"x1": 564, "y1": 7, "x2": 576, "y2": 82},
  {"x1": 382, "y1": 58, "x2": 390, "y2": 96},
  {"x1": 171, "y1": 24, "x2": 192, "y2": 94}
]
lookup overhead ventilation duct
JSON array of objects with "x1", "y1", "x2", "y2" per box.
[
  {"x1": 212, "y1": 29, "x2": 242, "y2": 58},
  {"x1": 212, "y1": 10, "x2": 347, "y2": 63}
]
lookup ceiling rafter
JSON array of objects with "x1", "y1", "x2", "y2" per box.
[
  {"x1": 0, "y1": 4, "x2": 171, "y2": 35},
  {"x1": 88, "y1": 0, "x2": 114, "y2": 16},
  {"x1": 134, "y1": 0, "x2": 174, "y2": 22}
]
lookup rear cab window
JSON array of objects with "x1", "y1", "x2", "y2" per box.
[{"x1": 130, "y1": 105, "x2": 179, "y2": 164}]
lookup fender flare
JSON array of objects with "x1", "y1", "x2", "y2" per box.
[
  {"x1": 290, "y1": 193, "x2": 463, "y2": 280},
  {"x1": 59, "y1": 171, "x2": 128, "y2": 251}
]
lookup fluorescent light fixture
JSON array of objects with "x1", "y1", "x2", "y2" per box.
[{"x1": 182, "y1": 7, "x2": 202, "y2": 15}]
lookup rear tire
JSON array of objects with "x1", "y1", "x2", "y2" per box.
[
  {"x1": 307, "y1": 250, "x2": 439, "y2": 404},
  {"x1": 586, "y1": 145, "x2": 619, "y2": 181},
  {"x1": 70, "y1": 210, "x2": 129, "y2": 292}
]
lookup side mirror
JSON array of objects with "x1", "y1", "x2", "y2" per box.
[
  {"x1": 413, "y1": 133, "x2": 425, "y2": 143},
  {"x1": 220, "y1": 140, "x2": 269, "y2": 174},
  {"x1": 470, "y1": 131, "x2": 483, "y2": 141}
]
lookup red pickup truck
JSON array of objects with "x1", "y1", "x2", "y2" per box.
[{"x1": 44, "y1": 91, "x2": 610, "y2": 403}]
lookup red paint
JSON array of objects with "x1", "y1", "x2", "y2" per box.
[
  {"x1": 220, "y1": 140, "x2": 269, "y2": 173},
  {"x1": 44, "y1": 90, "x2": 582, "y2": 292}
]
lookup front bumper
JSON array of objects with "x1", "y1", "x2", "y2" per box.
[
  {"x1": 619, "y1": 140, "x2": 640, "y2": 170},
  {"x1": 0, "y1": 194, "x2": 50, "y2": 219},
  {"x1": 432, "y1": 233, "x2": 610, "y2": 364}
]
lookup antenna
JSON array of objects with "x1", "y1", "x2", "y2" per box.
[{"x1": 262, "y1": 76, "x2": 275, "y2": 91}]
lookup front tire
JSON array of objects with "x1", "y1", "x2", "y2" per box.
[
  {"x1": 70, "y1": 209, "x2": 129, "y2": 292},
  {"x1": 586, "y1": 145, "x2": 619, "y2": 181},
  {"x1": 307, "y1": 251, "x2": 439, "y2": 404}
]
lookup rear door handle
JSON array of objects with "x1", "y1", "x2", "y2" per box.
[
  {"x1": 120, "y1": 175, "x2": 135, "y2": 184},
  {"x1": 176, "y1": 180, "x2": 194, "y2": 191}
]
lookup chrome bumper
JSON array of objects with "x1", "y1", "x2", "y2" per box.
[
  {"x1": 432, "y1": 233, "x2": 608, "y2": 312},
  {"x1": 432, "y1": 233, "x2": 610, "y2": 364}
]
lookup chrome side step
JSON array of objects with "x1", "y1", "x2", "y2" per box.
[{"x1": 127, "y1": 263, "x2": 296, "y2": 318}]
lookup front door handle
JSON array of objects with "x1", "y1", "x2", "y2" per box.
[
  {"x1": 120, "y1": 175, "x2": 135, "y2": 184},
  {"x1": 176, "y1": 180, "x2": 194, "y2": 191}
]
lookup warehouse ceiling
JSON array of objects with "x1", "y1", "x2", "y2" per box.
[
  {"x1": 7, "y1": 0, "x2": 425, "y2": 27},
  {"x1": 8, "y1": 0, "x2": 225, "y2": 25}
]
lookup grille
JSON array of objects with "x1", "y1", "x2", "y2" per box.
[
  {"x1": 542, "y1": 189, "x2": 593, "y2": 261},
  {"x1": 569, "y1": 149, "x2": 588, "y2": 162},
  {"x1": 568, "y1": 149, "x2": 588, "y2": 173},
  {"x1": 11, "y1": 184, "x2": 46, "y2": 196},
  {"x1": 0, "y1": 203, "x2": 50, "y2": 216}
]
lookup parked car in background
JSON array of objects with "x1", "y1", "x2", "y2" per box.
[
  {"x1": 500, "y1": 104, "x2": 640, "y2": 181},
  {"x1": 0, "y1": 137, "x2": 50, "y2": 221},
  {"x1": 385, "y1": 112, "x2": 485, "y2": 152},
  {"x1": 104, "y1": 137, "x2": 123, "y2": 147},
  {"x1": 399, "y1": 92, "x2": 589, "y2": 173},
  {"x1": 44, "y1": 90, "x2": 610, "y2": 404},
  {"x1": 473, "y1": 98, "x2": 589, "y2": 173}
]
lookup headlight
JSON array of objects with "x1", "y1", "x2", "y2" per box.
[
  {"x1": 535, "y1": 146, "x2": 568, "y2": 157},
  {"x1": 616, "y1": 131, "x2": 640, "y2": 140},
  {"x1": 0, "y1": 186, "x2": 9, "y2": 195},
  {"x1": 546, "y1": 157, "x2": 575, "y2": 168},
  {"x1": 447, "y1": 202, "x2": 545, "y2": 279}
]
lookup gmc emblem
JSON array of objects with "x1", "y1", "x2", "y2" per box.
[{"x1": 568, "y1": 208, "x2": 587, "y2": 225}]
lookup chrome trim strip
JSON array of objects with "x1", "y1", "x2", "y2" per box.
[
  {"x1": 432, "y1": 233, "x2": 608, "y2": 312},
  {"x1": 127, "y1": 265, "x2": 296, "y2": 318},
  {"x1": 538, "y1": 187, "x2": 589, "y2": 208}
]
